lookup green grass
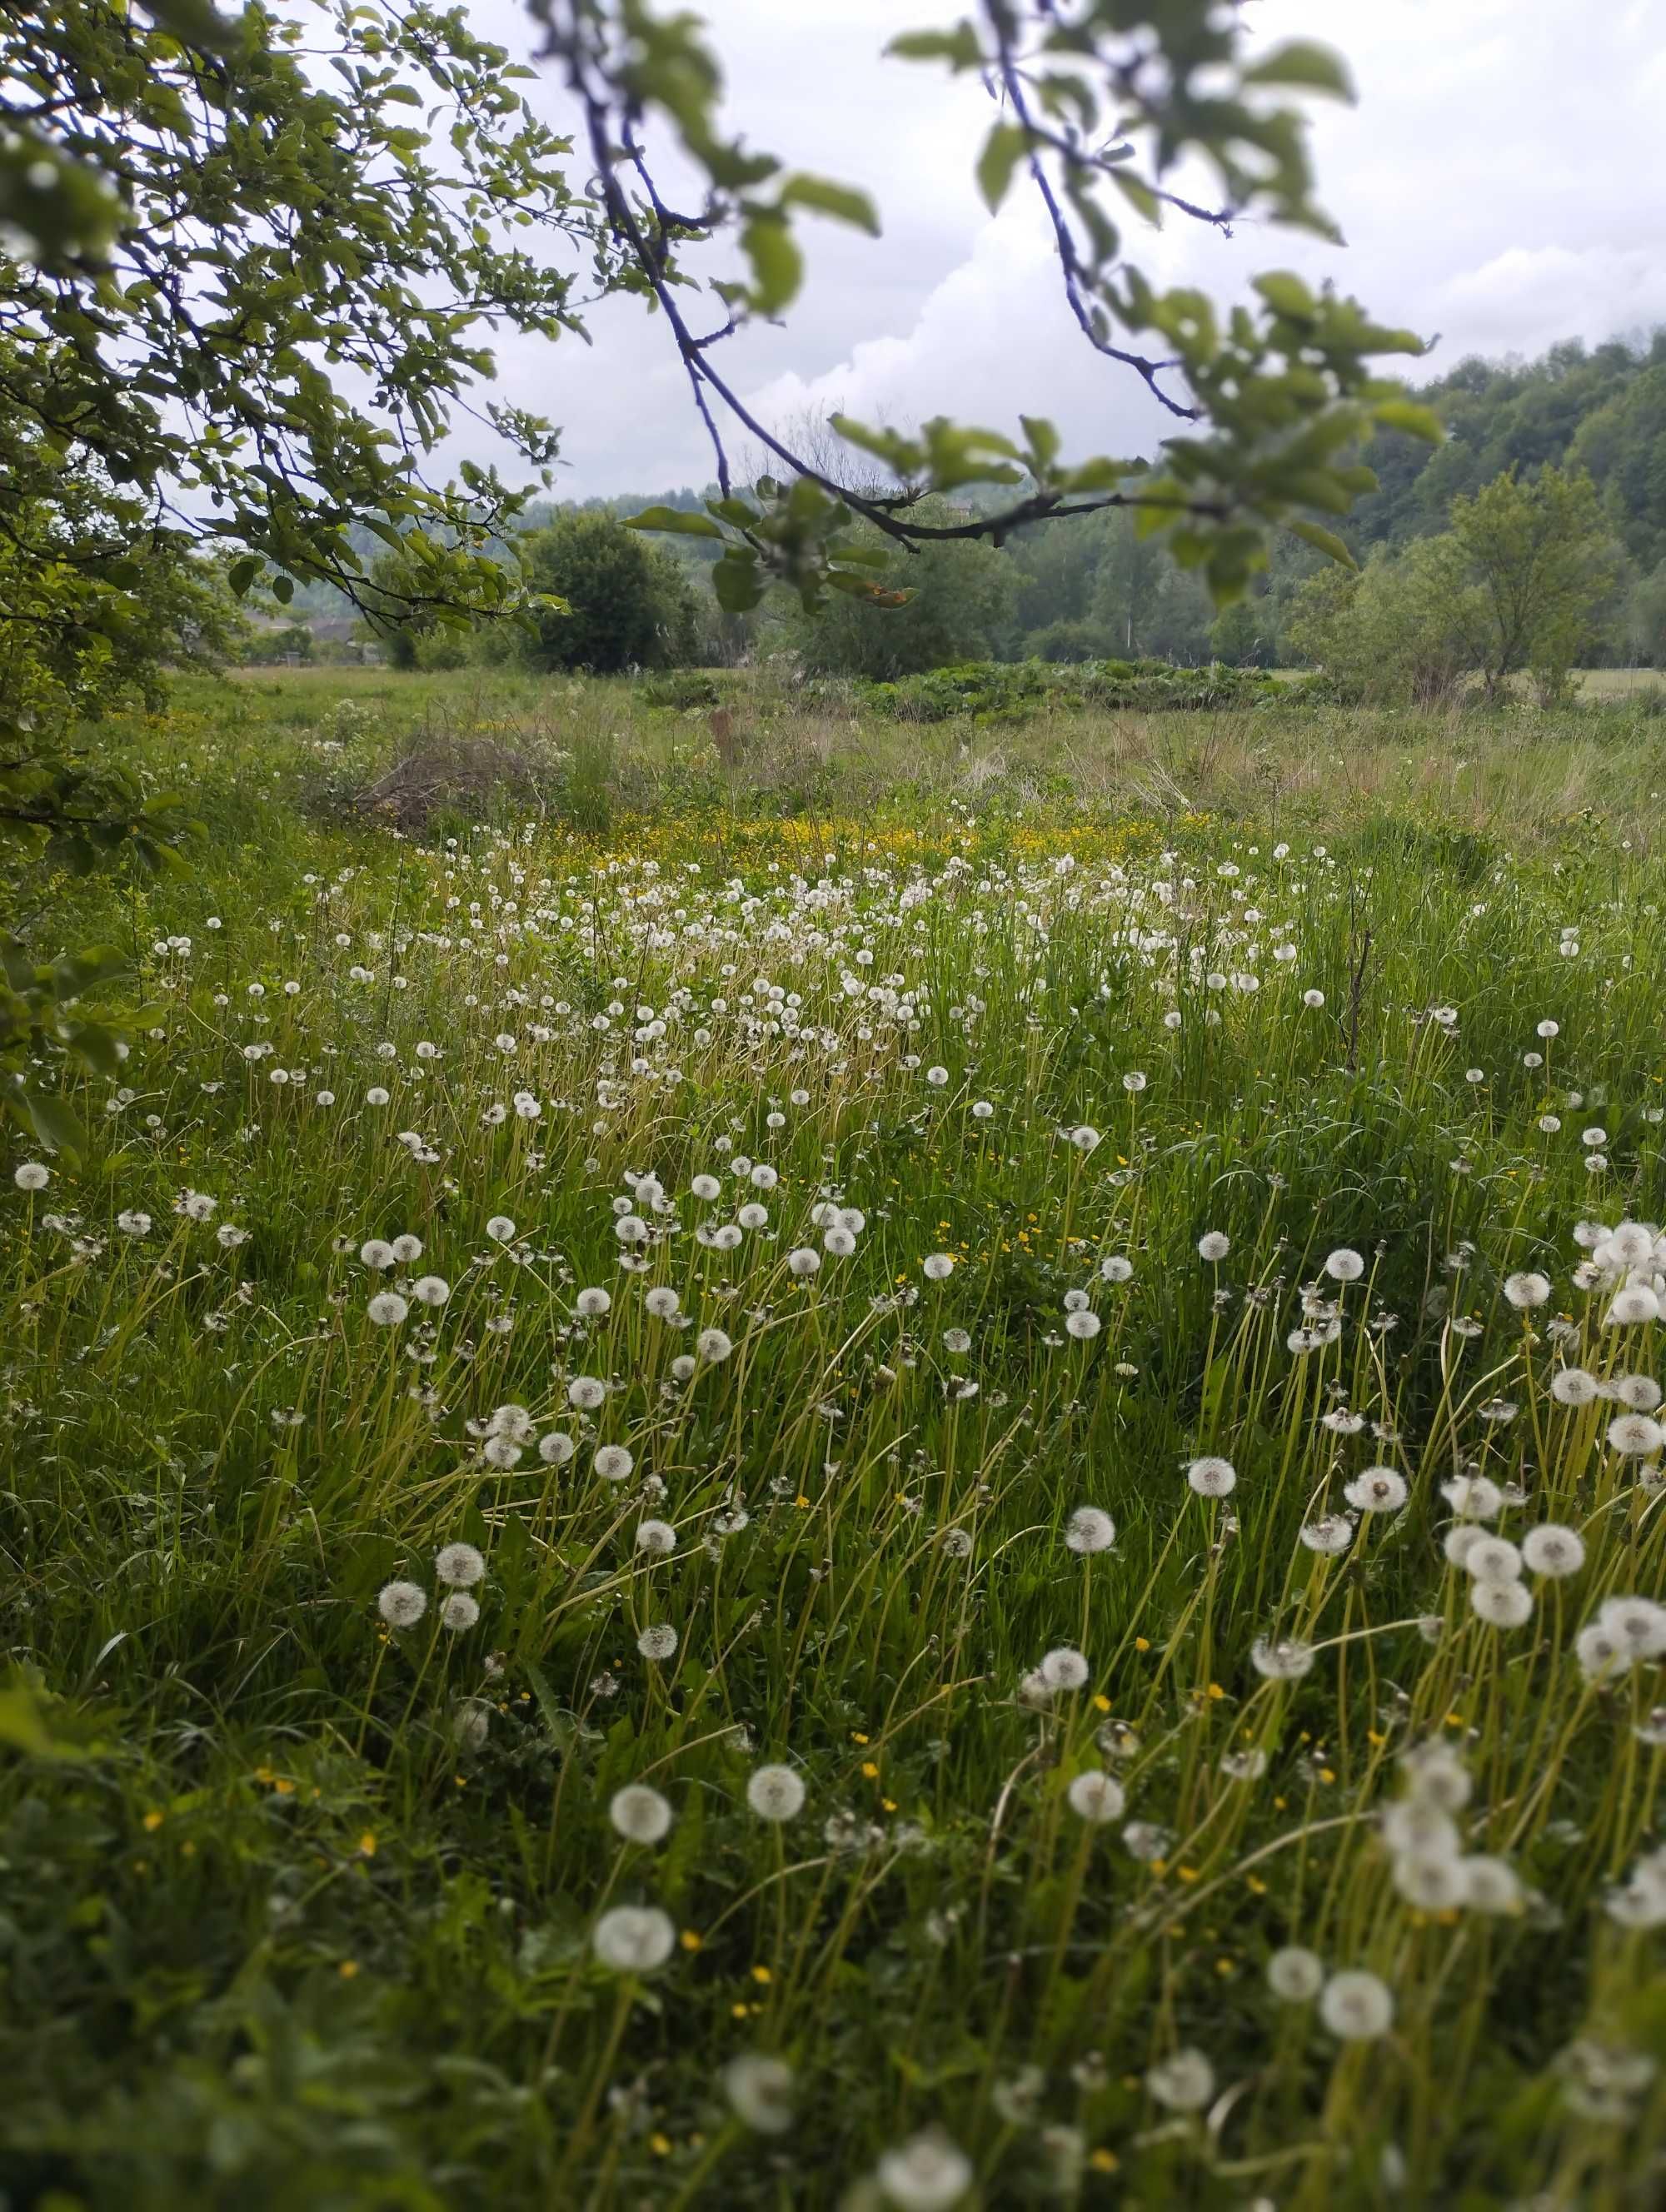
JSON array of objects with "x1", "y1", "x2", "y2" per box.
[{"x1": 3, "y1": 671, "x2": 1665, "y2": 2210}]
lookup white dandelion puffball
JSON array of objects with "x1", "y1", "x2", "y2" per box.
[
  {"x1": 1464, "y1": 1536, "x2": 1523, "y2": 1585},
  {"x1": 746, "y1": 1764, "x2": 806, "y2": 1822},
  {"x1": 567, "y1": 1375, "x2": 606, "y2": 1411},
  {"x1": 1614, "y1": 1374, "x2": 1664, "y2": 1412},
  {"x1": 1503, "y1": 1271, "x2": 1552, "y2": 1309},
  {"x1": 1462, "y1": 1856, "x2": 1524, "y2": 1916},
  {"x1": 1251, "y1": 1636, "x2": 1315, "y2": 1681},
  {"x1": 644, "y1": 1284, "x2": 681, "y2": 1318},
  {"x1": 609, "y1": 1784, "x2": 674, "y2": 1845},
  {"x1": 360, "y1": 1238, "x2": 396, "y2": 1270},
  {"x1": 367, "y1": 1291, "x2": 408, "y2": 1326},
  {"x1": 1101, "y1": 1255, "x2": 1134, "y2": 1283},
  {"x1": 1147, "y1": 2047, "x2": 1215, "y2": 2111},
  {"x1": 1324, "y1": 1247, "x2": 1365, "y2": 1282},
  {"x1": 485, "y1": 1214, "x2": 516, "y2": 1243},
  {"x1": 1471, "y1": 1579, "x2": 1534, "y2": 1627},
  {"x1": 722, "y1": 2052, "x2": 796, "y2": 2134},
  {"x1": 594, "y1": 1443, "x2": 635, "y2": 1482},
  {"x1": 435, "y1": 1542, "x2": 486, "y2": 1588},
  {"x1": 1065, "y1": 1309, "x2": 1101, "y2": 1340},
  {"x1": 1608, "y1": 1412, "x2": 1664, "y2": 1457},
  {"x1": 438, "y1": 1592, "x2": 479, "y2": 1632},
  {"x1": 1267, "y1": 1945, "x2": 1325, "y2": 2001},
  {"x1": 575, "y1": 1286, "x2": 611, "y2": 1318},
  {"x1": 1319, "y1": 1968, "x2": 1394, "y2": 2040},
  {"x1": 1522, "y1": 1523, "x2": 1586, "y2": 1577},
  {"x1": 875, "y1": 2132, "x2": 974, "y2": 2212},
  {"x1": 696, "y1": 1326, "x2": 733, "y2": 1363},
  {"x1": 922, "y1": 1252, "x2": 955, "y2": 1281},
  {"x1": 637, "y1": 1623, "x2": 679, "y2": 1661},
  {"x1": 1038, "y1": 1647, "x2": 1090, "y2": 1691},
  {"x1": 1550, "y1": 1367, "x2": 1599, "y2": 1406},
  {"x1": 539, "y1": 1430, "x2": 576, "y2": 1466},
  {"x1": 1069, "y1": 1124, "x2": 1101, "y2": 1153},
  {"x1": 377, "y1": 1580, "x2": 426, "y2": 1628},
  {"x1": 591, "y1": 1904, "x2": 676, "y2": 1972},
  {"x1": 1197, "y1": 1231, "x2": 1230, "y2": 1261},
  {"x1": 1066, "y1": 1770, "x2": 1125, "y2": 1823},
  {"x1": 412, "y1": 1275, "x2": 450, "y2": 1307},
  {"x1": 13, "y1": 1162, "x2": 49, "y2": 1192},
  {"x1": 1186, "y1": 1455, "x2": 1237, "y2": 1497},
  {"x1": 636, "y1": 1518, "x2": 676, "y2": 1555},
  {"x1": 1065, "y1": 1507, "x2": 1116, "y2": 1555},
  {"x1": 786, "y1": 1247, "x2": 821, "y2": 1278},
  {"x1": 1344, "y1": 1467, "x2": 1407, "y2": 1513},
  {"x1": 1443, "y1": 1474, "x2": 1504, "y2": 1520}
]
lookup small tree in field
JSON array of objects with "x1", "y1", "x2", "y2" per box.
[
  {"x1": 786, "y1": 511, "x2": 1015, "y2": 678},
  {"x1": 515, "y1": 514, "x2": 700, "y2": 675},
  {"x1": 1285, "y1": 536, "x2": 1479, "y2": 706},
  {"x1": 1450, "y1": 465, "x2": 1622, "y2": 703}
]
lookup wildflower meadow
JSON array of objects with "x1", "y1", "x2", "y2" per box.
[{"x1": 4, "y1": 677, "x2": 1665, "y2": 2210}]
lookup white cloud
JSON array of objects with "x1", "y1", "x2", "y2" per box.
[{"x1": 443, "y1": 1, "x2": 1666, "y2": 496}]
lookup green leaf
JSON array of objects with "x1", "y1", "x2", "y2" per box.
[
  {"x1": 885, "y1": 25, "x2": 984, "y2": 71},
  {"x1": 779, "y1": 174, "x2": 880, "y2": 237},
  {"x1": 975, "y1": 123, "x2": 1029, "y2": 213},
  {"x1": 711, "y1": 550, "x2": 766, "y2": 614},
  {"x1": 1241, "y1": 42, "x2": 1355, "y2": 100},
  {"x1": 20, "y1": 1086, "x2": 87, "y2": 1161},
  {"x1": 1020, "y1": 416, "x2": 1060, "y2": 472},
  {"x1": 0, "y1": 1686, "x2": 92, "y2": 1761},
  {"x1": 1253, "y1": 271, "x2": 1316, "y2": 320},
  {"x1": 740, "y1": 212, "x2": 804, "y2": 316},
  {"x1": 1288, "y1": 517, "x2": 1359, "y2": 568},
  {"x1": 626, "y1": 506, "x2": 726, "y2": 539},
  {"x1": 227, "y1": 556, "x2": 262, "y2": 597},
  {"x1": 1372, "y1": 398, "x2": 1445, "y2": 443},
  {"x1": 272, "y1": 574, "x2": 295, "y2": 605}
]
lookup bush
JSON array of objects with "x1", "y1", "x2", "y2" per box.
[
  {"x1": 859, "y1": 658, "x2": 1294, "y2": 723},
  {"x1": 514, "y1": 512, "x2": 700, "y2": 675},
  {"x1": 786, "y1": 506, "x2": 1016, "y2": 679},
  {"x1": 641, "y1": 670, "x2": 724, "y2": 710}
]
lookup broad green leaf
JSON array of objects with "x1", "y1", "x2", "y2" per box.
[
  {"x1": 1288, "y1": 517, "x2": 1359, "y2": 568},
  {"x1": 780, "y1": 174, "x2": 880, "y2": 237},
  {"x1": 1241, "y1": 41, "x2": 1354, "y2": 100},
  {"x1": 975, "y1": 123, "x2": 1028, "y2": 214},
  {"x1": 1254, "y1": 271, "x2": 1316, "y2": 320},
  {"x1": 1372, "y1": 398, "x2": 1445, "y2": 443},
  {"x1": 626, "y1": 506, "x2": 725, "y2": 538},
  {"x1": 21, "y1": 1086, "x2": 87, "y2": 1160},
  {"x1": 740, "y1": 212, "x2": 804, "y2": 315},
  {"x1": 885, "y1": 25, "x2": 983, "y2": 71},
  {"x1": 0, "y1": 1686, "x2": 92, "y2": 1761}
]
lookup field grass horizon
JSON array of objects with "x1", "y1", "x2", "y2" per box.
[{"x1": 4, "y1": 670, "x2": 1665, "y2": 2210}]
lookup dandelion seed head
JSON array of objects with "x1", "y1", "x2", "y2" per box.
[
  {"x1": 377, "y1": 1580, "x2": 426, "y2": 1628},
  {"x1": 591, "y1": 1904, "x2": 676, "y2": 1972},
  {"x1": 609, "y1": 1784, "x2": 673, "y2": 1844},
  {"x1": 746, "y1": 1764, "x2": 806, "y2": 1821}
]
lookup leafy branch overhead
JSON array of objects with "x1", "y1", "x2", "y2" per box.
[{"x1": 521, "y1": 1, "x2": 1444, "y2": 604}]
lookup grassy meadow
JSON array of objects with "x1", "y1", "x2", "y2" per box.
[{"x1": 4, "y1": 668, "x2": 1666, "y2": 2210}]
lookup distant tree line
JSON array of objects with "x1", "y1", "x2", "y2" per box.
[{"x1": 282, "y1": 330, "x2": 1666, "y2": 689}]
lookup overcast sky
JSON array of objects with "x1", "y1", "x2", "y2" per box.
[{"x1": 458, "y1": 0, "x2": 1666, "y2": 498}]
